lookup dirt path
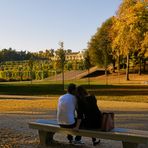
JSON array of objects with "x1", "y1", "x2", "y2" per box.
[{"x1": 0, "y1": 97, "x2": 148, "y2": 148}]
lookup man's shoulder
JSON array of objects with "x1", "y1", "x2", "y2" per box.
[
  {"x1": 66, "y1": 93, "x2": 76, "y2": 100},
  {"x1": 59, "y1": 93, "x2": 76, "y2": 99}
]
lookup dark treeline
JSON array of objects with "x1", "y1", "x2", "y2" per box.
[{"x1": 0, "y1": 48, "x2": 50, "y2": 62}]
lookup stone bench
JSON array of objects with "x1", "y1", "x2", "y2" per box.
[{"x1": 29, "y1": 119, "x2": 148, "y2": 148}]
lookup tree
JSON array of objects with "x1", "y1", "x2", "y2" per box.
[
  {"x1": 66, "y1": 49, "x2": 72, "y2": 53},
  {"x1": 55, "y1": 42, "x2": 66, "y2": 90},
  {"x1": 28, "y1": 58, "x2": 34, "y2": 83},
  {"x1": 44, "y1": 49, "x2": 54, "y2": 59},
  {"x1": 112, "y1": 0, "x2": 148, "y2": 79},
  {"x1": 88, "y1": 17, "x2": 114, "y2": 76},
  {"x1": 83, "y1": 49, "x2": 92, "y2": 87},
  {"x1": 142, "y1": 32, "x2": 148, "y2": 57},
  {"x1": 141, "y1": 32, "x2": 148, "y2": 72}
]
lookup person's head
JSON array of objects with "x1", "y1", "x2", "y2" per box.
[
  {"x1": 76, "y1": 85, "x2": 88, "y2": 97},
  {"x1": 67, "y1": 83, "x2": 76, "y2": 95}
]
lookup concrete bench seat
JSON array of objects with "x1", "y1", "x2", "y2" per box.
[{"x1": 29, "y1": 119, "x2": 148, "y2": 148}]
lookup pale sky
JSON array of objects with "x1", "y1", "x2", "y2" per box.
[{"x1": 0, "y1": 0, "x2": 122, "y2": 52}]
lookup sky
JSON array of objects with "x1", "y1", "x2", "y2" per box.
[{"x1": 0, "y1": 0, "x2": 122, "y2": 52}]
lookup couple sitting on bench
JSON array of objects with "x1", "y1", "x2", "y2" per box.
[{"x1": 57, "y1": 83, "x2": 102, "y2": 146}]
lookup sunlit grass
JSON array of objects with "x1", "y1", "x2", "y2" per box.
[
  {"x1": 0, "y1": 99, "x2": 58, "y2": 113},
  {"x1": 97, "y1": 95, "x2": 148, "y2": 103},
  {"x1": 1, "y1": 97, "x2": 148, "y2": 114},
  {"x1": 0, "y1": 95, "x2": 148, "y2": 115}
]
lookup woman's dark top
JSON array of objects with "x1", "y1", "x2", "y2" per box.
[{"x1": 77, "y1": 95, "x2": 102, "y2": 129}]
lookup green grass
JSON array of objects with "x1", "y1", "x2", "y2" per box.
[{"x1": 0, "y1": 81, "x2": 148, "y2": 97}]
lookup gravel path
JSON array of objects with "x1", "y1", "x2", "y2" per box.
[{"x1": 0, "y1": 96, "x2": 148, "y2": 148}]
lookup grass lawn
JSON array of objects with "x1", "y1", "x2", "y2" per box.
[{"x1": 0, "y1": 73, "x2": 148, "y2": 102}]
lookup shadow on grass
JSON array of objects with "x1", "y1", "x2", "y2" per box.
[
  {"x1": 0, "y1": 83, "x2": 148, "y2": 96},
  {"x1": 0, "y1": 84, "x2": 65, "y2": 95}
]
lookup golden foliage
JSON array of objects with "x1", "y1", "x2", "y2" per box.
[{"x1": 111, "y1": 0, "x2": 148, "y2": 56}]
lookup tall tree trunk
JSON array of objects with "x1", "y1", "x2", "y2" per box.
[
  {"x1": 105, "y1": 53, "x2": 108, "y2": 85},
  {"x1": 88, "y1": 68, "x2": 90, "y2": 88},
  {"x1": 117, "y1": 55, "x2": 120, "y2": 73},
  {"x1": 138, "y1": 57, "x2": 142, "y2": 75},
  {"x1": 112, "y1": 59, "x2": 116, "y2": 73},
  {"x1": 117, "y1": 55, "x2": 120, "y2": 83},
  {"x1": 105, "y1": 66, "x2": 108, "y2": 85},
  {"x1": 126, "y1": 53, "x2": 129, "y2": 81},
  {"x1": 62, "y1": 65, "x2": 64, "y2": 91},
  {"x1": 30, "y1": 70, "x2": 32, "y2": 84},
  {"x1": 143, "y1": 59, "x2": 146, "y2": 73}
]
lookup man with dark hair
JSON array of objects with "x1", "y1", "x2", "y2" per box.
[
  {"x1": 57, "y1": 83, "x2": 82, "y2": 144},
  {"x1": 67, "y1": 83, "x2": 76, "y2": 94}
]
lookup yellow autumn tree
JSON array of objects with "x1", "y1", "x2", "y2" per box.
[
  {"x1": 112, "y1": 0, "x2": 148, "y2": 80},
  {"x1": 142, "y1": 32, "x2": 148, "y2": 57}
]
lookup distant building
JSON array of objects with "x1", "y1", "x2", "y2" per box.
[
  {"x1": 51, "y1": 51, "x2": 84, "y2": 61},
  {"x1": 66, "y1": 51, "x2": 84, "y2": 61}
]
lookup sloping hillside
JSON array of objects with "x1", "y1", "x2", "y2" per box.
[
  {"x1": 46, "y1": 66, "x2": 106, "y2": 81},
  {"x1": 46, "y1": 70, "x2": 84, "y2": 81}
]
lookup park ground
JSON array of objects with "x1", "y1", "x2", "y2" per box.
[
  {"x1": 0, "y1": 95, "x2": 148, "y2": 148},
  {"x1": 0, "y1": 73, "x2": 148, "y2": 147}
]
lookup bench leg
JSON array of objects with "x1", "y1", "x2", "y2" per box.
[
  {"x1": 122, "y1": 141, "x2": 138, "y2": 148},
  {"x1": 38, "y1": 130, "x2": 55, "y2": 146}
]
